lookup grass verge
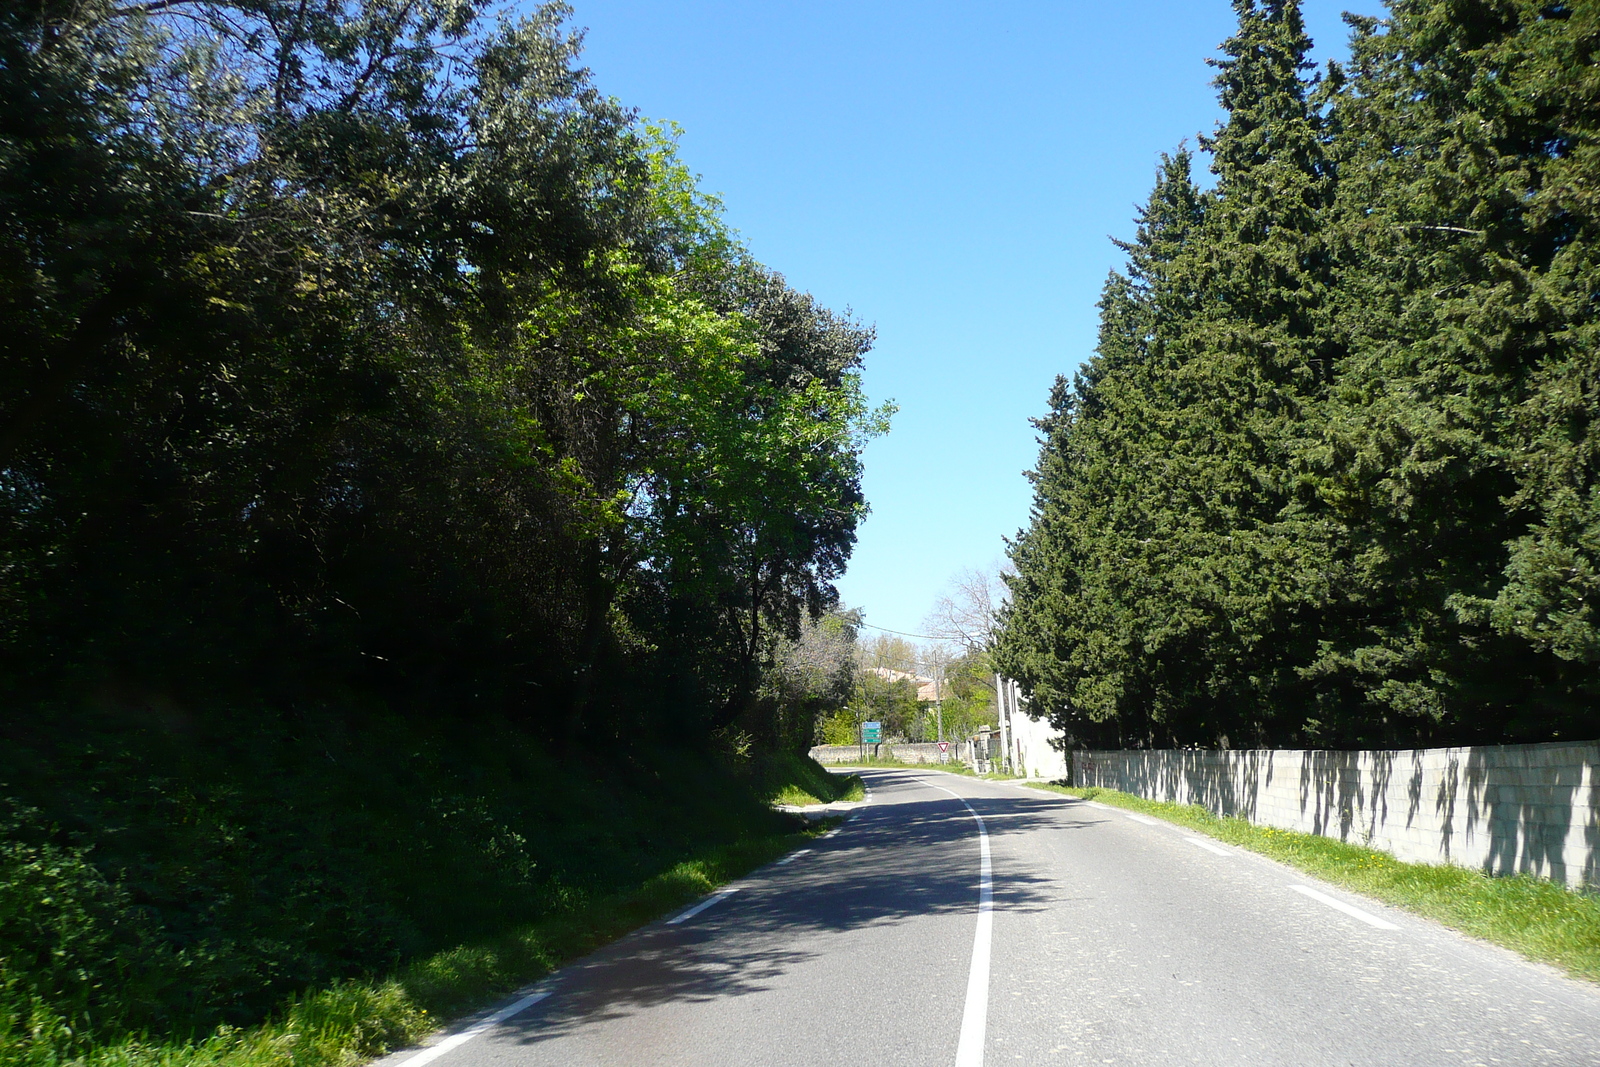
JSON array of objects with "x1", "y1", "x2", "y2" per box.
[
  {"x1": 825, "y1": 755, "x2": 947, "y2": 770},
  {"x1": 762, "y1": 753, "x2": 864, "y2": 805},
  {"x1": 1029, "y1": 783, "x2": 1600, "y2": 984},
  {"x1": 8, "y1": 826, "x2": 823, "y2": 1067},
  {"x1": 828, "y1": 758, "x2": 1024, "y2": 781}
]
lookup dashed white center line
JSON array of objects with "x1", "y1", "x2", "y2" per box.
[
  {"x1": 1185, "y1": 836, "x2": 1231, "y2": 856},
  {"x1": 775, "y1": 848, "x2": 811, "y2": 866},
  {"x1": 666, "y1": 887, "x2": 740, "y2": 925},
  {"x1": 1289, "y1": 884, "x2": 1399, "y2": 930}
]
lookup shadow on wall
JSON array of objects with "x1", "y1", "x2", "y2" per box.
[{"x1": 1074, "y1": 741, "x2": 1600, "y2": 889}]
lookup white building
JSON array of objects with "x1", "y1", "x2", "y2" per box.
[{"x1": 978, "y1": 678, "x2": 1068, "y2": 780}]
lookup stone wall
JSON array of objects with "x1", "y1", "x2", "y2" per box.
[
  {"x1": 809, "y1": 744, "x2": 871, "y2": 764},
  {"x1": 1074, "y1": 742, "x2": 1600, "y2": 888},
  {"x1": 808, "y1": 742, "x2": 954, "y2": 765}
]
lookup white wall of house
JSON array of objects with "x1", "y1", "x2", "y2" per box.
[{"x1": 1009, "y1": 706, "x2": 1069, "y2": 780}]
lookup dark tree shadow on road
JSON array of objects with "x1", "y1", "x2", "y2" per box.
[{"x1": 493, "y1": 772, "x2": 1074, "y2": 1046}]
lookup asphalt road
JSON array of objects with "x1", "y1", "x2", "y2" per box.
[{"x1": 378, "y1": 769, "x2": 1600, "y2": 1066}]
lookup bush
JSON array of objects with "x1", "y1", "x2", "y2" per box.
[{"x1": 0, "y1": 702, "x2": 793, "y2": 1060}]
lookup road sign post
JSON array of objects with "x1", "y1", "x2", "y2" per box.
[{"x1": 861, "y1": 720, "x2": 881, "y2": 759}]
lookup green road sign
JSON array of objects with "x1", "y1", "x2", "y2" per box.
[{"x1": 861, "y1": 721, "x2": 882, "y2": 743}]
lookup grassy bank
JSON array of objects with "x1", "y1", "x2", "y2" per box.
[
  {"x1": 762, "y1": 754, "x2": 864, "y2": 805},
  {"x1": 1030, "y1": 783, "x2": 1600, "y2": 983},
  {"x1": 826, "y1": 757, "x2": 1023, "y2": 781},
  {"x1": 0, "y1": 702, "x2": 833, "y2": 1067},
  {"x1": 1, "y1": 825, "x2": 820, "y2": 1067}
]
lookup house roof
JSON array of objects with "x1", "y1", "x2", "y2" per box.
[{"x1": 865, "y1": 665, "x2": 941, "y2": 702}]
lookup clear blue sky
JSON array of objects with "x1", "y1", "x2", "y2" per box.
[{"x1": 568, "y1": 0, "x2": 1358, "y2": 636}]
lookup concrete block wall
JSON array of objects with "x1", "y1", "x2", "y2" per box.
[
  {"x1": 880, "y1": 742, "x2": 954, "y2": 765},
  {"x1": 1073, "y1": 742, "x2": 1600, "y2": 888}
]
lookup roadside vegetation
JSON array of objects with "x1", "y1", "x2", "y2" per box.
[
  {"x1": 0, "y1": 710, "x2": 839, "y2": 1067},
  {"x1": 997, "y1": 0, "x2": 1600, "y2": 752},
  {"x1": 0, "y1": 2, "x2": 877, "y2": 1065},
  {"x1": 1031, "y1": 784, "x2": 1600, "y2": 984},
  {"x1": 1, "y1": 815, "x2": 820, "y2": 1067},
  {"x1": 761, "y1": 754, "x2": 864, "y2": 806}
]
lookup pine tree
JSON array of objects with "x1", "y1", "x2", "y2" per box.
[
  {"x1": 1318, "y1": 0, "x2": 1600, "y2": 743},
  {"x1": 1128, "y1": 0, "x2": 1337, "y2": 746},
  {"x1": 999, "y1": 155, "x2": 1207, "y2": 747}
]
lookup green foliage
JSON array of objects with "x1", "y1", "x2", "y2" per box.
[
  {"x1": 0, "y1": 3, "x2": 879, "y2": 1063},
  {"x1": 747, "y1": 612, "x2": 859, "y2": 754},
  {"x1": 999, "y1": 0, "x2": 1600, "y2": 748},
  {"x1": 0, "y1": 821, "x2": 812, "y2": 1067},
  {"x1": 816, "y1": 710, "x2": 859, "y2": 746},
  {"x1": 0, "y1": 0, "x2": 885, "y2": 748},
  {"x1": 848, "y1": 634, "x2": 924, "y2": 741},
  {"x1": 0, "y1": 703, "x2": 803, "y2": 1061},
  {"x1": 0, "y1": 4, "x2": 876, "y2": 1062},
  {"x1": 936, "y1": 650, "x2": 1000, "y2": 741},
  {"x1": 756, "y1": 753, "x2": 862, "y2": 806},
  {"x1": 1030, "y1": 783, "x2": 1600, "y2": 984}
]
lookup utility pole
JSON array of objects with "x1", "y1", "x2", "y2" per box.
[
  {"x1": 1007, "y1": 677, "x2": 1019, "y2": 775},
  {"x1": 994, "y1": 672, "x2": 1010, "y2": 774}
]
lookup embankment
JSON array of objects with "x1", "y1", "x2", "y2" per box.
[{"x1": 0, "y1": 702, "x2": 821, "y2": 1066}]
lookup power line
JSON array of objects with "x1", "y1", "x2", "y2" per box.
[{"x1": 855, "y1": 620, "x2": 944, "y2": 641}]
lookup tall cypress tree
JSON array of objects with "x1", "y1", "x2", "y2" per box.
[
  {"x1": 1128, "y1": 0, "x2": 1337, "y2": 746},
  {"x1": 1318, "y1": 0, "x2": 1600, "y2": 743},
  {"x1": 1003, "y1": 0, "x2": 1600, "y2": 750},
  {"x1": 999, "y1": 154, "x2": 1206, "y2": 748}
]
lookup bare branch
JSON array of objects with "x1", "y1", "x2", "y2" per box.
[{"x1": 923, "y1": 563, "x2": 1011, "y2": 654}]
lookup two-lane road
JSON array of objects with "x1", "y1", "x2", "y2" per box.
[{"x1": 379, "y1": 770, "x2": 1600, "y2": 1066}]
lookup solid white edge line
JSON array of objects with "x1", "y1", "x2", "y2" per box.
[
  {"x1": 1123, "y1": 812, "x2": 1160, "y2": 825},
  {"x1": 666, "y1": 886, "x2": 740, "y2": 925},
  {"x1": 394, "y1": 989, "x2": 552, "y2": 1067},
  {"x1": 911, "y1": 777, "x2": 992, "y2": 1067},
  {"x1": 956, "y1": 814, "x2": 993, "y2": 1067},
  {"x1": 1184, "y1": 836, "x2": 1231, "y2": 856},
  {"x1": 1289, "y1": 884, "x2": 1399, "y2": 930}
]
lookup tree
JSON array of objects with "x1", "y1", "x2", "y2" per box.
[
  {"x1": 998, "y1": 0, "x2": 1600, "y2": 750},
  {"x1": 925, "y1": 564, "x2": 1008, "y2": 654},
  {"x1": 0, "y1": 0, "x2": 887, "y2": 751}
]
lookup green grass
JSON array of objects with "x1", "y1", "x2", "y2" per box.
[
  {"x1": 827, "y1": 758, "x2": 1024, "y2": 782},
  {"x1": 1029, "y1": 783, "x2": 1600, "y2": 984},
  {"x1": 0, "y1": 704, "x2": 830, "y2": 1067},
  {"x1": 759, "y1": 753, "x2": 864, "y2": 806},
  {"x1": 0, "y1": 827, "x2": 822, "y2": 1067}
]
